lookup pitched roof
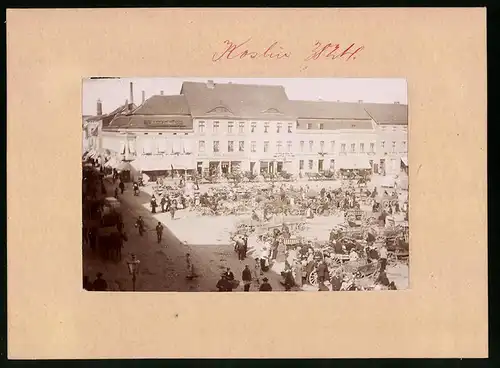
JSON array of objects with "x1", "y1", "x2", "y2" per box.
[
  {"x1": 290, "y1": 100, "x2": 372, "y2": 120},
  {"x1": 296, "y1": 119, "x2": 374, "y2": 130},
  {"x1": 362, "y1": 103, "x2": 408, "y2": 125},
  {"x1": 180, "y1": 81, "x2": 294, "y2": 120},
  {"x1": 86, "y1": 103, "x2": 136, "y2": 122},
  {"x1": 131, "y1": 95, "x2": 191, "y2": 115}
]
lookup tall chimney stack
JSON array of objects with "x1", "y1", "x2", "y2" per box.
[
  {"x1": 97, "y1": 99, "x2": 103, "y2": 115},
  {"x1": 125, "y1": 99, "x2": 129, "y2": 112},
  {"x1": 142, "y1": 90, "x2": 146, "y2": 104},
  {"x1": 129, "y1": 82, "x2": 134, "y2": 105},
  {"x1": 160, "y1": 90, "x2": 164, "y2": 95}
]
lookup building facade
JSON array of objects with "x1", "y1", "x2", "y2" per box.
[
  {"x1": 180, "y1": 81, "x2": 297, "y2": 176},
  {"x1": 95, "y1": 80, "x2": 408, "y2": 178}
]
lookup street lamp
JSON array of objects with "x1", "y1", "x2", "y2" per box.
[{"x1": 127, "y1": 253, "x2": 141, "y2": 291}]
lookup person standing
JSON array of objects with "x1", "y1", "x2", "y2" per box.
[
  {"x1": 185, "y1": 253, "x2": 197, "y2": 280},
  {"x1": 92, "y1": 272, "x2": 108, "y2": 291},
  {"x1": 119, "y1": 180, "x2": 125, "y2": 194},
  {"x1": 253, "y1": 258, "x2": 261, "y2": 285},
  {"x1": 160, "y1": 196, "x2": 167, "y2": 213},
  {"x1": 259, "y1": 277, "x2": 273, "y2": 291},
  {"x1": 114, "y1": 187, "x2": 119, "y2": 199},
  {"x1": 216, "y1": 274, "x2": 232, "y2": 292},
  {"x1": 151, "y1": 196, "x2": 158, "y2": 214},
  {"x1": 170, "y1": 199, "x2": 176, "y2": 220},
  {"x1": 156, "y1": 222, "x2": 164, "y2": 243},
  {"x1": 242, "y1": 265, "x2": 252, "y2": 292},
  {"x1": 316, "y1": 259, "x2": 330, "y2": 284},
  {"x1": 224, "y1": 268, "x2": 235, "y2": 281},
  {"x1": 379, "y1": 244, "x2": 388, "y2": 273}
]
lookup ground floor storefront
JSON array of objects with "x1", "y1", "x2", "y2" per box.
[{"x1": 195, "y1": 158, "x2": 295, "y2": 176}]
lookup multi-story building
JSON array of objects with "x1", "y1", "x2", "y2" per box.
[
  {"x1": 364, "y1": 102, "x2": 408, "y2": 175},
  {"x1": 291, "y1": 100, "x2": 378, "y2": 175},
  {"x1": 181, "y1": 80, "x2": 297, "y2": 176},
  {"x1": 101, "y1": 84, "x2": 195, "y2": 179}
]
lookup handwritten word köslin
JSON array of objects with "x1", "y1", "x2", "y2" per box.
[
  {"x1": 212, "y1": 39, "x2": 291, "y2": 62},
  {"x1": 212, "y1": 39, "x2": 364, "y2": 63}
]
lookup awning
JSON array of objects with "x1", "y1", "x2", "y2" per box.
[
  {"x1": 336, "y1": 155, "x2": 372, "y2": 170},
  {"x1": 131, "y1": 155, "x2": 196, "y2": 172},
  {"x1": 400, "y1": 155, "x2": 408, "y2": 166}
]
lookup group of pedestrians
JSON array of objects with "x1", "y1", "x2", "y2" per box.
[
  {"x1": 135, "y1": 216, "x2": 164, "y2": 244},
  {"x1": 216, "y1": 265, "x2": 273, "y2": 292}
]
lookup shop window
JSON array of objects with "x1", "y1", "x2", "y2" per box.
[
  {"x1": 319, "y1": 123, "x2": 324, "y2": 130},
  {"x1": 350, "y1": 143, "x2": 356, "y2": 153},
  {"x1": 239, "y1": 141, "x2": 245, "y2": 152},
  {"x1": 299, "y1": 160, "x2": 304, "y2": 170},
  {"x1": 213, "y1": 141, "x2": 220, "y2": 152},
  {"x1": 264, "y1": 141, "x2": 269, "y2": 153},
  {"x1": 318, "y1": 159, "x2": 324, "y2": 171},
  {"x1": 251, "y1": 141, "x2": 256, "y2": 153},
  {"x1": 198, "y1": 141, "x2": 205, "y2": 152},
  {"x1": 307, "y1": 123, "x2": 312, "y2": 130},
  {"x1": 308, "y1": 160, "x2": 314, "y2": 170},
  {"x1": 228, "y1": 141, "x2": 234, "y2": 152},
  {"x1": 330, "y1": 159, "x2": 335, "y2": 169},
  {"x1": 341, "y1": 143, "x2": 346, "y2": 153},
  {"x1": 370, "y1": 142, "x2": 375, "y2": 152},
  {"x1": 360, "y1": 143, "x2": 365, "y2": 153}
]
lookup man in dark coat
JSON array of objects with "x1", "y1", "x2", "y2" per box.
[
  {"x1": 160, "y1": 196, "x2": 167, "y2": 212},
  {"x1": 151, "y1": 197, "x2": 157, "y2": 214},
  {"x1": 259, "y1": 277, "x2": 273, "y2": 291},
  {"x1": 330, "y1": 273, "x2": 342, "y2": 291},
  {"x1": 156, "y1": 222, "x2": 164, "y2": 243},
  {"x1": 92, "y1": 272, "x2": 108, "y2": 291},
  {"x1": 119, "y1": 181, "x2": 125, "y2": 194},
  {"x1": 242, "y1": 265, "x2": 252, "y2": 292},
  {"x1": 316, "y1": 260, "x2": 330, "y2": 284},
  {"x1": 223, "y1": 268, "x2": 235, "y2": 281},
  {"x1": 216, "y1": 275, "x2": 233, "y2": 292}
]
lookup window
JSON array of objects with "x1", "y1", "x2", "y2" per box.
[
  {"x1": 381, "y1": 126, "x2": 387, "y2": 131},
  {"x1": 263, "y1": 141, "x2": 269, "y2": 153},
  {"x1": 251, "y1": 141, "x2": 256, "y2": 153},
  {"x1": 228, "y1": 141, "x2": 234, "y2": 152},
  {"x1": 198, "y1": 121, "x2": 205, "y2": 133},
  {"x1": 213, "y1": 121, "x2": 219, "y2": 133},
  {"x1": 198, "y1": 141, "x2": 205, "y2": 152},
  {"x1": 318, "y1": 159, "x2": 324, "y2": 171},
  {"x1": 251, "y1": 122, "x2": 257, "y2": 133},
  {"x1": 320, "y1": 141, "x2": 325, "y2": 152},
  {"x1": 392, "y1": 141, "x2": 396, "y2": 153},
  {"x1": 300, "y1": 141, "x2": 304, "y2": 152},
  {"x1": 239, "y1": 141, "x2": 245, "y2": 152},
  {"x1": 381, "y1": 141, "x2": 385, "y2": 150},
  {"x1": 330, "y1": 159, "x2": 335, "y2": 169},
  {"x1": 120, "y1": 141, "x2": 126, "y2": 154},
  {"x1": 213, "y1": 141, "x2": 220, "y2": 152},
  {"x1": 360, "y1": 143, "x2": 365, "y2": 153},
  {"x1": 157, "y1": 139, "x2": 166, "y2": 153},
  {"x1": 277, "y1": 123, "x2": 282, "y2": 133},
  {"x1": 264, "y1": 122, "x2": 269, "y2": 133},
  {"x1": 299, "y1": 160, "x2": 304, "y2": 170},
  {"x1": 392, "y1": 126, "x2": 397, "y2": 132},
  {"x1": 402, "y1": 126, "x2": 408, "y2": 132},
  {"x1": 276, "y1": 141, "x2": 283, "y2": 153},
  {"x1": 308, "y1": 160, "x2": 314, "y2": 170},
  {"x1": 341, "y1": 143, "x2": 346, "y2": 153},
  {"x1": 330, "y1": 141, "x2": 336, "y2": 152},
  {"x1": 239, "y1": 122, "x2": 245, "y2": 134},
  {"x1": 370, "y1": 142, "x2": 375, "y2": 152},
  {"x1": 319, "y1": 123, "x2": 324, "y2": 130},
  {"x1": 287, "y1": 141, "x2": 292, "y2": 152},
  {"x1": 402, "y1": 141, "x2": 407, "y2": 152},
  {"x1": 288, "y1": 123, "x2": 293, "y2": 133},
  {"x1": 309, "y1": 140, "x2": 314, "y2": 152},
  {"x1": 228, "y1": 122, "x2": 234, "y2": 134},
  {"x1": 307, "y1": 123, "x2": 312, "y2": 130},
  {"x1": 351, "y1": 143, "x2": 356, "y2": 152}
]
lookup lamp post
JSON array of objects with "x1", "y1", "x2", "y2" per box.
[{"x1": 127, "y1": 253, "x2": 141, "y2": 291}]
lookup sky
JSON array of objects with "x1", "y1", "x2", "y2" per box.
[{"x1": 82, "y1": 77, "x2": 408, "y2": 116}]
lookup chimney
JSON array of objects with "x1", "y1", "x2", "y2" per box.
[
  {"x1": 129, "y1": 82, "x2": 134, "y2": 105},
  {"x1": 125, "y1": 99, "x2": 129, "y2": 113},
  {"x1": 207, "y1": 80, "x2": 215, "y2": 89},
  {"x1": 96, "y1": 99, "x2": 103, "y2": 115},
  {"x1": 142, "y1": 90, "x2": 146, "y2": 104},
  {"x1": 160, "y1": 90, "x2": 164, "y2": 95}
]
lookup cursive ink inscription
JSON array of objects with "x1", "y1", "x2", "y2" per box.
[
  {"x1": 305, "y1": 42, "x2": 365, "y2": 61},
  {"x1": 212, "y1": 39, "x2": 292, "y2": 62}
]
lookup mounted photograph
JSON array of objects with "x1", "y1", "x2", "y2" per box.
[{"x1": 82, "y1": 77, "x2": 409, "y2": 292}]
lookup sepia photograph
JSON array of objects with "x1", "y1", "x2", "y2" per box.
[{"x1": 82, "y1": 77, "x2": 409, "y2": 292}]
